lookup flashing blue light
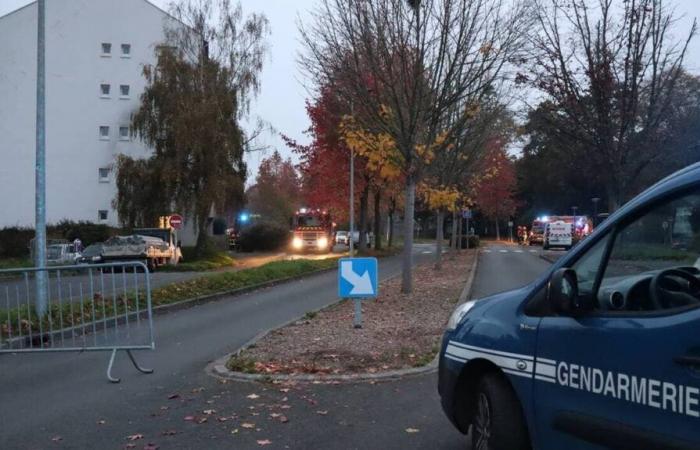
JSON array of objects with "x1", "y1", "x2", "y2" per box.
[{"x1": 239, "y1": 213, "x2": 250, "y2": 223}]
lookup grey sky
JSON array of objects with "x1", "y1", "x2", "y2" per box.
[{"x1": 1, "y1": 0, "x2": 700, "y2": 181}]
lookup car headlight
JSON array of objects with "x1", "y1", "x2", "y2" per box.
[
  {"x1": 446, "y1": 300, "x2": 477, "y2": 331},
  {"x1": 317, "y1": 237, "x2": 328, "y2": 248},
  {"x1": 292, "y1": 237, "x2": 303, "y2": 249},
  {"x1": 91, "y1": 256, "x2": 102, "y2": 262}
]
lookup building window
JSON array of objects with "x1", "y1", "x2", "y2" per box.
[
  {"x1": 98, "y1": 210, "x2": 109, "y2": 221},
  {"x1": 101, "y1": 43, "x2": 112, "y2": 56},
  {"x1": 98, "y1": 168, "x2": 110, "y2": 182},
  {"x1": 120, "y1": 85, "x2": 130, "y2": 98},
  {"x1": 119, "y1": 126, "x2": 130, "y2": 140},
  {"x1": 121, "y1": 44, "x2": 131, "y2": 57},
  {"x1": 100, "y1": 83, "x2": 111, "y2": 98},
  {"x1": 99, "y1": 126, "x2": 110, "y2": 140}
]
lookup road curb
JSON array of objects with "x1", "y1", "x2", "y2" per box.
[{"x1": 207, "y1": 250, "x2": 481, "y2": 384}]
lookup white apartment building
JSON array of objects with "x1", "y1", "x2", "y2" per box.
[{"x1": 0, "y1": 0, "x2": 175, "y2": 228}]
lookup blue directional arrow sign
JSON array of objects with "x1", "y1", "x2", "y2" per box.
[{"x1": 338, "y1": 257, "x2": 378, "y2": 298}]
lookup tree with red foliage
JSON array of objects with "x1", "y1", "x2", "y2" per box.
[
  {"x1": 474, "y1": 142, "x2": 518, "y2": 240},
  {"x1": 283, "y1": 87, "x2": 370, "y2": 240},
  {"x1": 247, "y1": 151, "x2": 302, "y2": 227}
]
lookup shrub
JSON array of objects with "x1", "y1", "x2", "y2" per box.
[
  {"x1": 0, "y1": 221, "x2": 120, "y2": 259},
  {"x1": 0, "y1": 227, "x2": 35, "y2": 258},
  {"x1": 460, "y1": 235, "x2": 480, "y2": 249},
  {"x1": 237, "y1": 223, "x2": 289, "y2": 252},
  {"x1": 49, "y1": 220, "x2": 115, "y2": 247}
]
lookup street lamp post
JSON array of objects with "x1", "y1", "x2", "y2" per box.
[
  {"x1": 571, "y1": 206, "x2": 578, "y2": 217},
  {"x1": 349, "y1": 147, "x2": 354, "y2": 256},
  {"x1": 35, "y1": 0, "x2": 48, "y2": 317},
  {"x1": 348, "y1": 102, "x2": 355, "y2": 256}
]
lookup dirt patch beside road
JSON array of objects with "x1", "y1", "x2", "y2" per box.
[{"x1": 227, "y1": 250, "x2": 475, "y2": 376}]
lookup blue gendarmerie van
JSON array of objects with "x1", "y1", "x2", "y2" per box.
[{"x1": 439, "y1": 162, "x2": 700, "y2": 450}]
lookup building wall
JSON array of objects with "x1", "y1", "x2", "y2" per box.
[{"x1": 0, "y1": 0, "x2": 174, "y2": 228}]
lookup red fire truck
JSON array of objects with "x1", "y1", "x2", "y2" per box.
[{"x1": 290, "y1": 208, "x2": 334, "y2": 253}]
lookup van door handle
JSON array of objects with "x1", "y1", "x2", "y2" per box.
[{"x1": 674, "y1": 355, "x2": 700, "y2": 368}]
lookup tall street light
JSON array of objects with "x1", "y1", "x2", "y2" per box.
[
  {"x1": 35, "y1": 0, "x2": 48, "y2": 317},
  {"x1": 348, "y1": 101, "x2": 354, "y2": 256}
]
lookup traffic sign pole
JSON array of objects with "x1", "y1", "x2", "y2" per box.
[{"x1": 353, "y1": 299, "x2": 362, "y2": 329}]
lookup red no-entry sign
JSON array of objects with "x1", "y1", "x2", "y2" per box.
[{"x1": 169, "y1": 214, "x2": 183, "y2": 230}]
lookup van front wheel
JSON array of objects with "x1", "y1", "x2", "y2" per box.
[{"x1": 471, "y1": 373, "x2": 530, "y2": 450}]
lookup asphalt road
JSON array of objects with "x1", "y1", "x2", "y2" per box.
[{"x1": 0, "y1": 243, "x2": 439, "y2": 449}]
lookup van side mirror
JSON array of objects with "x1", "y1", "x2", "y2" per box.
[{"x1": 548, "y1": 268, "x2": 580, "y2": 315}]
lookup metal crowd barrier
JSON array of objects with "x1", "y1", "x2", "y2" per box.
[{"x1": 0, "y1": 261, "x2": 155, "y2": 383}]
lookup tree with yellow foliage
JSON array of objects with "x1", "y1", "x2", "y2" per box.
[
  {"x1": 420, "y1": 100, "x2": 513, "y2": 268},
  {"x1": 341, "y1": 115, "x2": 404, "y2": 250}
]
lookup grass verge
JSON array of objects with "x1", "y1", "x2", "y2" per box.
[
  {"x1": 0, "y1": 258, "x2": 32, "y2": 271},
  {"x1": 0, "y1": 257, "x2": 339, "y2": 340}
]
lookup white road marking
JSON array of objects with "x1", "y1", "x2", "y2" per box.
[
  {"x1": 529, "y1": 250, "x2": 537, "y2": 253},
  {"x1": 514, "y1": 250, "x2": 524, "y2": 253},
  {"x1": 422, "y1": 251, "x2": 431, "y2": 254},
  {"x1": 499, "y1": 250, "x2": 508, "y2": 253},
  {"x1": 482, "y1": 249, "x2": 492, "y2": 253}
]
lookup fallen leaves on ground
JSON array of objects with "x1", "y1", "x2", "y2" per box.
[
  {"x1": 126, "y1": 434, "x2": 144, "y2": 441},
  {"x1": 405, "y1": 428, "x2": 420, "y2": 433},
  {"x1": 167, "y1": 393, "x2": 180, "y2": 400},
  {"x1": 228, "y1": 251, "x2": 474, "y2": 375},
  {"x1": 161, "y1": 430, "x2": 177, "y2": 436},
  {"x1": 241, "y1": 422, "x2": 255, "y2": 429},
  {"x1": 257, "y1": 439, "x2": 272, "y2": 446},
  {"x1": 316, "y1": 410, "x2": 328, "y2": 415},
  {"x1": 143, "y1": 444, "x2": 159, "y2": 450},
  {"x1": 51, "y1": 436, "x2": 62, "y2": 442},
  {"x1": 246, "y1": 393, "x2": 260, "y2": 400},
  {"x1": 203, "y1": 409, "x2": 216, "y2": 415}
]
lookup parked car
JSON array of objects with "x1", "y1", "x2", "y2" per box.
[
  {"x1": 335, "y1": 230, "x2": 349, "y2": 245},
  {"x1": 46, "y1": 243, "x2": 82, "y2": 265}
]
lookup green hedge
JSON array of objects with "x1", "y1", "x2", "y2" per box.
[
  {"x1": 0, "y1": 221, "x2": 120, "y2": 258},
  {"x1": 237, "y1": 223, "x2": 290, "y2": 252},
  {"x1": 0, "y1": 227, "x2": 35, "y2": 258}
]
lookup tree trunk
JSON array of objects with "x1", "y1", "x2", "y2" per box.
[
  {"x1": 607, "y1": 184, "x2": 622, "y2": 212},
  {"x1": 401, "y1": 176, "x2": 416, "y2": 294},
  {"x1": 451, "y1": 210, "x2": 458, "y2": 250},
  {"x1": 358, "y1": 184, "x2": 369, "y2": 251},
  {"x1": 388, "y1": 197, "x2": 395, "y2": 248},
  {"x1": 457, "y1": 214, "x2": 463, "y2": 249},
  {"x1": 495, "y1": 219, "x2": 500, "y2": 241},
  {"x1": 435, "y1": 209, "x2": 445, "y2": 269},
  {"x1": 373, "y1": 189, "x2": 382, "y2": 250},
  {"x1": 195, "y1": 214, "x2": 210, "y2": 257}
]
